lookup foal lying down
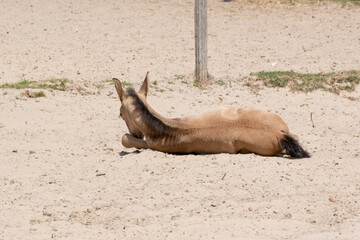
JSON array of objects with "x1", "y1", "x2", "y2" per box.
[{"x1": 113, "y1": 73, "x2": 310, "y2": 158}]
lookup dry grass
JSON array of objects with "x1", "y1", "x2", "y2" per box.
[{"x1": 21, "y1": 90, "x2": 46, "y2": 98}]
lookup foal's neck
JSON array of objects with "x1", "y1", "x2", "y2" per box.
[
  {"x1": 142, "y1": 100, "x2": 193, "y2": 131},
  {"x1": 131, "y1": 94, "x2": 179, "y2": 140}
]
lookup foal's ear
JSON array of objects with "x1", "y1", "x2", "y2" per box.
[
  {"x1": 138, "y1": 71, "x2": 149, "y2": 98},
  {"x1": 113, "y1": 78, "x2": 124, "y2": 101}
]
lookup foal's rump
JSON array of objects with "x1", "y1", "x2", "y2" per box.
[
  {"x1": 233, "y1": 128, "x2": 308, "y2": 158},
  {"x1": 232, "y1": 128, "x2": 283, "y2": 156},
  {"x1": 230, "y1": 110, "x2": 308, "y2": 157}
]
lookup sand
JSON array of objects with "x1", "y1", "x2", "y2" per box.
[{"x1": 1, "y1": 0, "x2": 360, "y2": 239}]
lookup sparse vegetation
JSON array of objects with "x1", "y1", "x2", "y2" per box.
[
  {"x1": 121, "y1": 81, "x2": 132, "y2": 87},
  {"x1": 193, "y1": 77, "x2": 200, "y2": 87},
  {"x1": 0, "y1": 78, "x2": 69, "y2": 91},
  {"x1": 150, "y1": 80, "x2": 158, "y2": 89},
  {"x1": 103, "y1": 79, "x2": 133, "y2": 87},
  {"x1": 173, "y1": 74, "x2": 187, "y2": 84},
  {"x1": 174, "y1": 74, "x2": 184, "y2": 81},
  {"x1": 250, "y1": 70, "x2": 360, "y2": 94},
  {"x1": 157, "y1": 89, "x2": 165, "y2": 93},
  {"x1": 217, "y1": 79, "x2": 226, "y2": 86}
]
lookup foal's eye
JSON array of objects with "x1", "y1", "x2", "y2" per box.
[{"x1": 119, "y1": 112, "x2": 122, "y2": 118}]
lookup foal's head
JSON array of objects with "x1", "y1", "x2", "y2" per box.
[{"x1": 113, "y1": 72, "x2": 149, "y2": 139}]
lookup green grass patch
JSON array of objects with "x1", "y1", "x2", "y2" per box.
[
  {"x1": 250, "y1": 70, "x2": 360, "y2": 94},
  {"x1": 250, "y1": 0, "x2": 360, "y2": 5},
  {"x1": 301, "y1": 0, "x2": 360, "y2": 4},
  {"x1": 0, "y1": 78, "x2": 69, "y2": 91}
]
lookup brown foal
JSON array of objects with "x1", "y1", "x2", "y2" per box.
[{"x1": 113, "y1": 73, "x2": 309, "y2": 158}]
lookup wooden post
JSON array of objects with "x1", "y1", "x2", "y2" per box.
[{"x1": 195, "y1": 0, "x2": 207, "y2": 83}]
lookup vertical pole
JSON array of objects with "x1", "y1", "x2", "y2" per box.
[{"x1": 195, "y1": 0, "x2": 207, "y2": 83}]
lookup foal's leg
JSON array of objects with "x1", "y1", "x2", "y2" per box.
[{"x1": 122, "y1": 133, "x2": 149, "y2": 149}]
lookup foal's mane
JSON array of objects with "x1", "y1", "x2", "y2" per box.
[{"x1": 126, "y1": 88, "x2": 178, "y2": 140}]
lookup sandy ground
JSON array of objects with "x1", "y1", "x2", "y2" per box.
[{"x1": 1, "y1": 0, "x2": 360, "y2": 239}]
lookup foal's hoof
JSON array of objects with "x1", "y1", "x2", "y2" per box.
[{"x1": 122, "y1": 134, "x2": 133, "y2": 148}]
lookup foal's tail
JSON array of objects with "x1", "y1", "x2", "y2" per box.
[{"x1": 280, "y1": 132, "x2": 310, "y2": 158}]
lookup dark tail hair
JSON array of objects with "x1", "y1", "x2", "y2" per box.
[{"x1": 280, "y1": 133, "x2": 310, "y2": 158}]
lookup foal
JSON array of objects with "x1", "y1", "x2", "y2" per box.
[{"x1": 113, "y1": 73, "x2": 309, "y2": 158}]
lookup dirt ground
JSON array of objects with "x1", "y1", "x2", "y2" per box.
[{"x1": 1, "y1": 0, "x2": 360, "y2": 239}]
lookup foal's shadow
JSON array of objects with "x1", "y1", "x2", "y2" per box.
[
  {"x1": 119, "y1": 150, "x2": 141, "y2": 157},
  {"x1": 118, "y1": 150, "x2": 300, "y2": 159}
]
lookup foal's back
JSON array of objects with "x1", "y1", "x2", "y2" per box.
[
  {"x1": 182, "y1": 107, "x2": 289, "y2": 133},
  {"x1": 163, "y1": 107, "x2": 292, "y2": 155}
]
